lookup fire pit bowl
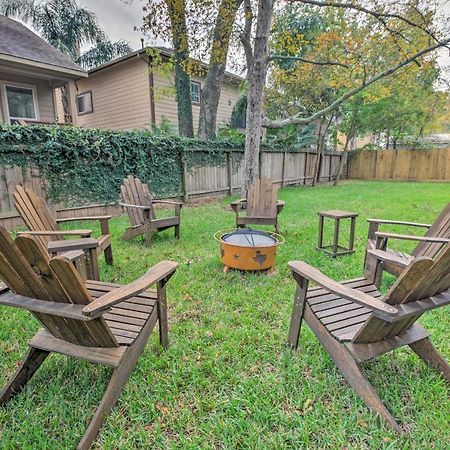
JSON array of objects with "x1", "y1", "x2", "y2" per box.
[{"x1": 214, "y1": 228, "x2": 284, "y2": 272}]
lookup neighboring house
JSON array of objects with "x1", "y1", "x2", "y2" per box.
[
  {"x1": 0, "y1": 15, "x2": 87, "y2": 125},
  {"x1": 65, "y1": 47, "x2": 242, "y2": 132}
]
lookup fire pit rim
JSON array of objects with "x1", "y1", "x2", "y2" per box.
[{"x1": 213, "y1": 228, "x2": 285, "y2": 247}]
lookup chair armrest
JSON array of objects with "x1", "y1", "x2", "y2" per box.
[
  {"x1": 48, "y1": 238, "x2": 99, "y2": 253},
  {"x1": 230, "y1": 199, "x2": 246, "y2": 212},
  {"x1": 82, "y1": 261, "x2": 178, "y2": 317},
  {"x1": 0, "y1": 291, "x2": 89, "y2": 320},
  {"x1": 119, "y1": 202, "x2": 151, "y2": 210},
  {"x1": 375, "y1": 231, "x2": 450, "y2": 243},
  {"x1": 18, "y1": 230, "x2": 92, "y2": 237},
  {"x1": 366, "y1": 249, "x2": 410, "y2": 268},
  {"x1": 152, "y1": 200, "x2": 183, "y2": 206},
  {"x1": 56, "y1": 215, "x2": 112, "y2": 223},
  {"x1": 60, "y1": 249, "x2": 85, "y2": 262},
  {"x1": 367, "y1": 219, "x2": 431, "y2": 228},
  {"x1": 288, "y1": 261, "x2": 397, "y2": 318},
  {"x1": 276, "y1": 200, "x2": 285, "y2": 213},
  {"x1": 230, "y1": 199, "x2": 246, "y2": 205}
]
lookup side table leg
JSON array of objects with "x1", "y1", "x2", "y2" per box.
[
  {"x1": 333, "y1": 218, "x2": 340, "y2": 257},
  {"x1": 349, "y1": 217, "x2": 356, "y2": 253},
  {"x1": 317, "y1": 215, "x2": 324, "y2": 249}
]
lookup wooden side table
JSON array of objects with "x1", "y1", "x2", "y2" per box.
[{"x1": 317, "y1": 210, "x2": 358, "y2": 257}]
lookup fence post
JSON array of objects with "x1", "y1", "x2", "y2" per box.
[
  {"x1": 304, "y1": 152, "x2": 308, "y2": 184},
  {"x1": 181, "y1": 152, "x2": 188, "y2": 202},
  {"x1": 329, "y1": 154, "x2": 333, "y2": 181},
  {"x1": 227, "y1": 151, "x2": 233, "y2": 196},
  {"x1": 281, "y1": 151, "x2": 287, "y2": 187},
  {"x1": 258, "y1": 151, "x2": 262, "y2": 177}
]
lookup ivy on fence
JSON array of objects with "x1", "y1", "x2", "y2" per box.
[{"x1": 0, "y1": 125, "x2": 243, "y2": 206}]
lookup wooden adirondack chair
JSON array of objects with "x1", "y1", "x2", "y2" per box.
[
  {"x1": 119, "y1": 175, "x2": 182, "y2": 245},
  {"x1": 13, "y1": 185, "x2": 113, "y2": 280},
  {"x1": 230, "y1": 177, "x2": 285, "y2": 232},
  {"x1": 0, "y1": 228, "x2": 178, "y2": 449},
  {"x1": 364, "y1": 203, "x2": 450, "y2": 279},
  {"x1": 287, "y1": 245, "x2": 450, "y2": 434}
]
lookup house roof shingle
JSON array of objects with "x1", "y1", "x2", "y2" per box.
[{"x1": 0, "y1": 15, "x2": 86, "y2": 75}]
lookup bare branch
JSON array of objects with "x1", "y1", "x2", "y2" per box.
[
  {"x1": 269, "y1": 54, "x2": 349, "y2": 68},
  {"x1": 263, "y1": 37, "x2": 450, "y2": 128}
]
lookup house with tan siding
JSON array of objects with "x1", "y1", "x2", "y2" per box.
[
  {"x1": 0, "y1": 15, "x2": 86, "y2": 125},
  {"x1": 67, "y1": 47, "x2": 243, "y2": 132}
]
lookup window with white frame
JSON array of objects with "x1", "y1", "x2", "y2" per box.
[
  {"x1": 4, "y1": 85, "x2": 37, "y2": 120},
  {"x1": 76, "y1": 91, "x2": 93, "y2": 115},
  {"x1": 190, "y1": 81, "x2": 201, "y2": 104}
]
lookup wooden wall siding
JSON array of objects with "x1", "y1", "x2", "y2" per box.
[
  {"x1": 0, "y1": 150, "x2": 346, "y2": 229},
  {"x1": 75, "y1": 57, "x2": 152, "y2": 131},
  {"x1": 0, "y1": 72, "x2": 56, "y2": 123},
  {"x1": 348, "y1": 148, "x2": 450, "y2": 181},
  {"x1": 152, "y1": 71, "x2": 240, "y2": 131}
]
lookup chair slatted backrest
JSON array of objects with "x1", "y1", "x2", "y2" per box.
[
  {"x1": 353, "y1": 244, "x2": 450, "y2": 344},
  {"x1": 120, "y1": 176, "x2": 156, "y2": 226},
  {"x1": 412, "y1": 203, "x2": 450, "y2": 259},
  {"x1": 246, "y1": 177, "x2": 278, "y2": 218},
  {"x1": 0, "y1": 228, "x2": 118, "y2": 348},
  {"x1": 13, "y1": 185, "x2": 62, "y2": 248}
]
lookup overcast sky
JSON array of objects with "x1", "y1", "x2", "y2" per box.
[{"x1": 80, "y1": 0, "x2": 151, "y2": 51}]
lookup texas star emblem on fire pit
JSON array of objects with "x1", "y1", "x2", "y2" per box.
[
  {"x1": 252, "y1": 251, "x2": 267, "y2": 265},
  {"x1": 214, "y1": 228, "x2": 284, "y2": 273}
]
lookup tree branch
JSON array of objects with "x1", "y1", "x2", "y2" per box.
[
  {"x1": 240, "y1": 0, "x2": 254, "y2": 66},
  {"x1": 292, "y1": 0, "x2": 442, "y2": 44},
  {"x1": 269, "y1": 54, "x2": 349, "y2": 68},
  {"x1": 263, "y1": 37, "x2": 450, "y2": 128}
]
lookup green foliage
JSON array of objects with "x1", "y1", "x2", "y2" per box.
[
  {"x1": 77, "y1": 39, "x2": 133, "y2": 70},
  {"x1": 266, "y1": 123, "x2": 317, "y2": 150},
  {"x1": 0, "y1": 125, "x2": 242, "y2": 206},
  {"x1": 217, "y1": 127, "x2": 245, "y2": 145}
]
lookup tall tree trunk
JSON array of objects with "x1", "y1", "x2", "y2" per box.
[
  {"x1": 198, "y1": 0, "x2": 243, "y2": 140},
  {"x1": 334, "y1": 103, "x2": 359, "y2": 186},
  {"x1": 166, "y1": 0, "x2": 194, "y2": 137},
  {"x1": 312, "y1": 116, "x2": 333, "y2": 186},
  {"x1": 242, "y1": 0, "x2": 274, "y2": 195},
  {"x1": 312, "y1": 118, "x2": 324, "y2": 187}
]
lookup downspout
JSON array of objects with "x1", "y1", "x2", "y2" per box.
[{"x1": 148, "y1": 63, "x2": 156, "y2": 129}]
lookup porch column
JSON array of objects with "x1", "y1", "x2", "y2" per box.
[{"x1": 67, "y1": 80, "x2": 79, "y2": 126}]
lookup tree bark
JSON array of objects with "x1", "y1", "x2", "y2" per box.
[
  {"x1": 242, "y1": 0, "x2": 274, "y2": 195},
  {"x1": 166, "y1": 0, "x2": 194, "y2": 137},
  {"x1": 334, "y1": 103, "x2": 359, "y2": 186},
  {"x1": 198, "y1": 0, "x2": 243, "y2": 140}
]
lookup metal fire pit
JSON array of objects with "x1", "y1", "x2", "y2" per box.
[{"x1": 214, "y1": 228, "x2": 284, "y2": 272}]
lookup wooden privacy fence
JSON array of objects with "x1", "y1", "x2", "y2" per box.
[
  {"x1": 348, "y1": 147, "x2": 450, "y2": 181},
  {"x1": 185, "y1": 149, "x2": 345, "y2": 199},
  {"x1": 0, "y1": 149, "x2": 346, "y2": 229}
]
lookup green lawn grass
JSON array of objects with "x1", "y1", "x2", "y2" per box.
[{"x1": 0, "y1": 180, "x2": 449, "y2": 449}]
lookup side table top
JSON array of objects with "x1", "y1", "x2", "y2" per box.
[{"x1": 318, "y1": 210, "x2": 359, "y2": 219}]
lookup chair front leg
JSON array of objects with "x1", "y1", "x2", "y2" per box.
[
  {"x1": 157, "y1": 278, "x2": 170, "y2": 348},
  {"x1": 287, "y1": 273, "x2": 309, "y2": 348}
]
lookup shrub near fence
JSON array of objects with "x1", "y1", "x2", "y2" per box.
[{"x1": 0, "y1": 125, "x2": 346, "y2": 228}]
